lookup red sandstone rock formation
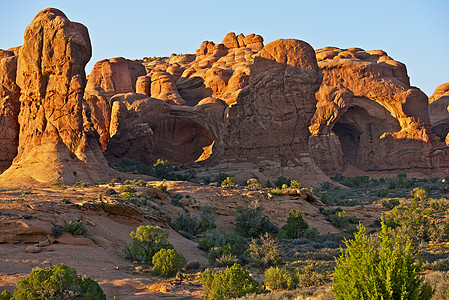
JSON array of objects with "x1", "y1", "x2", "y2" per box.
[
  {"x1": 212, "y1": 39, "x2": 326, "y2": 184},
  {"x1": 309, "y1": 47, "x2": 446, "y2": 174},
  {"x1": 429, "y1": 82, "x2": 449, "y2": 144},
  {"x1": 106, "y1": 93, "x2": 225, "y2": 165},
  {"x1": 0, "y1": 8, "x2": 112, "y2": 185},
  {"x1": 84, "y1": 57, "x2": 146, "y2": 149},
  {"x1": 0, "y1": 49, "x2": 20, "y2": 169}
]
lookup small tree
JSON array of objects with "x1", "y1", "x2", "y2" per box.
[
  {"x1": 152, "y1": 248, "x2": 186, "y2": 277},
  {"x1": 234, "y1": 205, "x2": 277, "y2": 238},
  {"x1": 277, "y1": 209, "x2": 309, "y2": 239},
  {"x1": 201, "y1": 264, "x2": 259, "y2": 299},
  {"x1": 11, "y1": 264, "x2": 105, "y2": 299},
  {"x1": 332, "y1": 220, "x2": 434, "y2": 300},
  {"x1": 123, "y1": 225, "x2": 173, "y2": 264}
]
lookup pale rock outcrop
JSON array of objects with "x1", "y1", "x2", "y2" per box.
[
  {"x1": 309, "y1": 47, "x2": 446, "y2": 174},
  {"x1": 0, "y1": 8, "x2": 112, "y2": 185},
  {"x1": 0, "y1": 49, "x2": 20, "y2": 169}
]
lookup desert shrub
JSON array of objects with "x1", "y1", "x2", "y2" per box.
[
  {"x1": 221, "y1": 176, "x2": 237, "y2": 187},
  {"x1": 248, "y1": 233, "x2": 281, "y2": 266},
  {"x1": 278, "y1": 209, "x2": 309, "y2": 239},
  {"x1": 327, "y1": 210, "x2": 357, "y2": 229},
  {"x1": 296, "y1": 262, "x2": 326, "y2": 288},
  {"x1": 119, "y1": 192, "x2": 134, "y2": 199},
  {"x1": 202, "y1": 264, "x2": 259, "y2": 300},
  {"x1": 171, "y1": 205, "x2": 216, "y2": 237},
  {"x1": 247, "y1": 178, "x2": 262, "y2": 190},
  {"x1": 264, "y1": 266, "x2": 295, "y2": 291},
  {"x1": 275, "y1": 176, "x2": 290, "y2": 188},
  {"x1": 63, "y1": 219, "x2": 87, "y2": 235},
  {"x1": 199, "y1": 228, "x2": 246, "y2": 264},
  {"x1": 74, "y1": 180, "x2": 88, "y2": 187},
  {"x1": 290, "y1": 180, "x2": 302, "y2": 189},
  {"x1": 215, "y1": 172, "x2": 230, "y2": 184},
  {"x1": 386, "y1": 200, "x2": 441, "y2": 246},
  {"x1": 123, "y1": 225, "x2": 173, "y2": 264},
  {"x1": 118, "y1": 185, "x2": 135, "y2": 193},
  {"x1": 0, "y1": 291, "x2": 11, "y2": 300},
  {"x1": 235, "y1": 205, "x2": 278, "y2": 238},
  {"x1": 51, "y1": 226, "x2": 63, "y2": 238},
  {"x1": 411, "y1": 187, "x2": 427, "y2": 201},
  {"x1": 11, "y1": 264, "x2": 105, "y2": 299},
  {"x1": 152, "y1": 248, "x2": 186, "y2": 277},
  {"x1": 216, "y1": 253, "x2": 239, "y2": 267},
  {"x1": 332, "y1": 221, "x2": 434, "y2": 300},
  {"x1": 376, "y1": 188, "x2": 389, "y2": 198},
  {"x1": 265, "y1": 181, "x2": 273, "y2": 188}
]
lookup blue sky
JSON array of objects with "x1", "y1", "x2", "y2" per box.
[{"x1": 1, "y1": 0, "x2": 447, "y2": 97}]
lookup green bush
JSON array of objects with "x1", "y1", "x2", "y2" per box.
[
  {"x1": 221, "y1": 177, "x2": 237, "y2": 188},
  {"x1": 264, "y1": 266, "x2": 295, "y2": 290},
  {"x1": 234, "y1": 205, "x2": 278, "y2": 238},
  {"x1": 290, "y1": 180, "x2": 302, "y2": 189},
  {"x1": 171, "y1": 205, "x2": 216, "y2": 237},
  {"x1": 118, "y1": 185, "x2": 135, "y2": 193},
  {"x1": 152, "y1": 248, "x2": 186, "y2": 277},
  {"x1": 0, "y1": 291, "x2": 11, "y2": 300},
  {"x1": 63, "y1": 219, "x2": 87, "y2": 235},
  {"x1": 247, "y1": 178, "x2": 262, "y2": 190},
  {"x1": 411, "y1": 187, "x2": 427, "y2": 201},
  {"x1": 278, "y1": 209, "x2": 309, "y2": 239},
  {"x1": 382, "y1": 198, "x2": 400, "y2": 209},
  {"x1": 247, "y1": 233, "x2": 281, "y2": 266},
  {"x1": 201, "y1": 264, "x2": 259, "y2": 299},
  {"x1": 215, "y1": 172, "x2": 230, "y2": 184},
  {"x1": 296, "y1": 263, "x2": 326, "y2": 288},
  {"x1": 199, "y1": 229, "x2": 246, "y2": 264},
  {"x1": 327, "y1": 210, "x2": 357, "y2": 229},
  {"x1": 10, "y1": 264, "x2": 105, "y2": 299},
  {"x1": 123, "y1": 225, "x2": 173, "y2": 264},
  {"x1": 332, "y1": 221, "x2": 434, "y2": 300}
]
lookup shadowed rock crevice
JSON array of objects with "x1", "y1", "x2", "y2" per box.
[{"x1": 150, "y1": 118, "x2": 214, "y2": 165}]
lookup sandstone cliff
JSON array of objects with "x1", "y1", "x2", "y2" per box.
[
  {"x1": 0, "y1": 8, "x2": 112, "y2": 185},
  {"x1": 309, "y1": 47, "x2": 447, "y2": 174},
  {"x1": 429, "y1": 82, "x2": 449, "y2": 144},
  {"x1": 0, "y1": 49, "x2": 20, "y2": 169}
]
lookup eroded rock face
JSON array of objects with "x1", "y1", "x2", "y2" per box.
[
  {"x1": 0, "y1": 8, "x2": 111, "y2": 184},
  {"x1": 106, "y1": 93, "x2": 225, "y2": 165},
  {"x1": 0, "y1": 49, "x2": 20, "y2": 169},
  {"x1": 429, "y1": 82, "x2": 449, "y2": 144},
  {"x1": 309, "y1": 47, "x2": 445, "y2": 174},
  {"x1": 214, "y1": 39, "x2": 325, "y2": 183},
  {"x1": 85, "y1": 57, "x2": 146, "y2": 149}
]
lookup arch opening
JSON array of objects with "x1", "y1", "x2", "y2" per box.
[
  {"x1": 432, "y1": 123, "x2": 449, "y2": 143},
  {"x1": 150, "y1": 118, "x2": 214, "y2": 165}
]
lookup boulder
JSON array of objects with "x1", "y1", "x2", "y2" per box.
[{"x1": 0, "y1": 8, "x2": 112, "y2": 185}]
